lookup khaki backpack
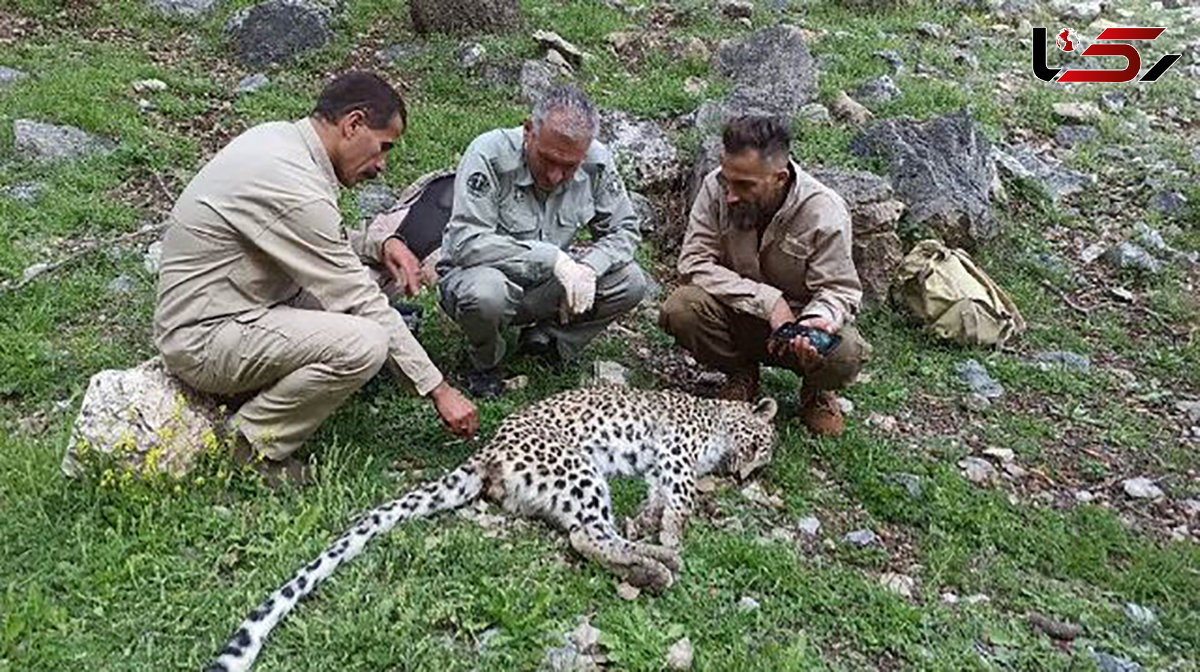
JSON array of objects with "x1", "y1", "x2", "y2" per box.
[{"x1": 891, "y1": 239, "x2": 1026, "y2": 347}]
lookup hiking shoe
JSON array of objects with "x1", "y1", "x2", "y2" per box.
[
  {"x1": 517, "y1": 326, "x2": 562, "y2": 366},
  {"x1": 463, "y1": 366, "x2": 505, "y2": 399},
  {"x1": 230, "y1": 432, "x2": 314, "y2": 488},
  {"x1": 799, "y1": 387, "x2": 844, "y2": 437},
  {"x1": 718, "y1": 368, "x2": 760, "y2": 402}
]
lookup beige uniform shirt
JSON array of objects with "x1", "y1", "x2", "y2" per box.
[
  {"x1": 154, "y1": 119, "x2": 444, "y2": 395},
  {"x1": 679, "y1": 162, "x2": 862, "y2": 329},
  {"x1": 437, "y1": 127, "x2": 640, "y2": 284}
]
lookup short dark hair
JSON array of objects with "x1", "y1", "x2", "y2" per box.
[
  {"x1": 721, "y1": 115, "x2": 792, "y2": 162},
  {"x1": 313, "y1": 71, "x2": 406, "y2": 130}
]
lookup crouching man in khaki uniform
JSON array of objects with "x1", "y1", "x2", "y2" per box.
[
  {"x1": 659, "y1": 116, "x2": 871, "y2": 436},
  {"x1": 437, "y1": 85, "x2": 646, "y2": 398},
  {"x1": 154, "y1": 72, "x2": 478, "y2": 484}
]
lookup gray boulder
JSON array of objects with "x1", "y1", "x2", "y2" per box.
[
  {"x1": 0, "y1": 181, "x2": 45, "y2": 203},
  {"x1": 851, "y1": 112, "x2": 996, "y2": 249},
  {"x1": 235, "y1": 72, "x2": 270, "y2": 94},
  {"x1": 855, "y1": 75, "x2": 901, "y2": 106},
  {"x1": 62, "y1": 357, "x2": 228, "y2": 479},
  {"x1": 14, "y1": 119, "x2": 116, "y2": 164},
  {"x1": 1105, "y1": 242, "x2": 1163, "y2": 274},
  {"x1": 809, "y1": 168, "x2": 906, "y2": 303},
  {"x1": 409, "y1": 0, "x2": 521, "y2": 36},
  {"x1": 712, "y1": 25, "x2": 818, "y2": 122},
  {"x1": 992, "y1": 144, "x2": 1094, "y2": 203},
  {"x1": 225, "y1": 0, "x2": 332, "y2": 67},
  {"x1": 148, "y1": 0, "x2": 219, "y2": 19},
  {"x1": 519, "y1": 59, "x2": 571, "y2": 105},
  {"x1": 598, "y1": 110, "x2": 682, "y2": 193}
]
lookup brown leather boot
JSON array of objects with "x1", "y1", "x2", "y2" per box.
[
  {"x1": 800, "y1": 386, "x2": 844, "y2": 436},
  {"x1": 718, "y1": 368, "x2": 760, "y2": 402}
]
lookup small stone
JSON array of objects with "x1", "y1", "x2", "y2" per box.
[
  {"x1": 1003, "y1": 462, "x2": 1028, "y2": 478},
  {"x1": 616, "y1": 582, "x2": 640, "y2": 600},
  {"x1": 957, "y1": 359, "x2": 1004, "y2": 399},
  {"x1": 1109, "y1": 286, "x2": 1135, "y2": 302},
  {"x1": 798, "y1": 102, "x2": 830, "y2": 123},
  {"x1": 952, "y1": 48, "x2": 979, "y2": 69},
  {"x1": 873, "y1": 49, "x2": 904, "y2": 73},
  {"x1": 1124, "y1": 603, "x2": 1157, "y2": 628},
  {"x1": 880, "y1": 572, "x2": 915, "y2": 597},
  {"x1": 961, "y1": 392, "x2": 992, "y2": 413},
  {"x1": 14, "y1": 119, "x2": 116, "y2": 164},
  {"x1": 740, "y1": 481, "x2": 784, "y2": 509},
  {"x1": 719, "y1": 0, "x2": 753, "y2": 19},
  {"x1": 455, "y1": 41, "x2": 486, "y2": 69},
  {"x1": 982, "y1": 447, "x2": 1015, "y2": 462},
  {"x1": 695, "y1": 477, "x2": 719, "y2": 493},
  {"x1": 22, "y1": 262, "x2": 50, "y2": 282},
  {"x1": 736, "y1": 17, "x2": 752, "y2": 29},
  {"x1": 1149, "y1": 190, "x2": 1188, "y2": 214},
  {"x1": 569, "y1": 620, "x2": 602, "y2": 652},
  {"x1": 1091, "y1": 650, "x2": 1145, "y2": 672},
  {"x1": 1122, "y1": 477, "x2": 1164, "y2": 499},
  {"x1": 144, "y1": 241, "x2": 164, "y2": 274},
  {"x1": 963, "y1": 594, "x2": 991, "y2": 606},
  {"x1": 1075, "y1": 490, "x2": 1096, "y2": 503},
  {"x1": 235, "y1": 73, "x2": 269, "y2": 94},
  {"x1": 867, "y1": 413, "x2": 898, "y2": 433},
  {"x1": 1080, "y1": 242, "x2": 1107, "y2": 264},
  {"x1": 107, "y1": 275, "x2": 135, "y2": 294},
  {"x1": 683, "y1": 76, "x2": 707, "y2": 96},
  {"x1": 211, "y1": 505, "x2": 233, "y2": 518},
  {"x1": 737, "y1": 596, "x2": 760, "y2": 611},
  {"x1": 132, "y1": 78, "x2": 168, "y2": 93},
  {"x1": 941, "y1": 592, "x2": 959, "y2": 605},
  {"x1": 1134, "y1": 223, "x2": 1170, "y2": 253},
  {"x1": 592, "y1": 360, "x2": 629, "y2": 387},
  {"x1": 796, "y1": 516, "x2": 821, "y2": 537},
  {"x1": 1100, "y1": 90, "x2": 1126, "y2": 113},
  {"x1": 830, "y1": 90, "x2": 873, "y2": 125},
  {"x1": 1179, "y1": 499, "x2": 1200, "y2": 516},
  {"x1": 959, "y1": 457, "x2": 998, "y2": 484},
  {"x1": 664, "y1": 637, "x2": 693, "y2": 670},
  {"x1": 0, "y1": 65, "x2": 28, "y2": 87},
  {"x1": 855, "y1": 74, "x2": 902, "y2": 106},
  {"x1": 1055, "y1": 124, "x2": 1098, "y2": 148},
  {"x1": 503, "y1": 375, "x2": 529, "y2": 391},
  {"x1": 843, "y1": 529, "x2": 879, "y2": 547},
  {"x1": 148, "y1": 0, "x2": 218, "y2": 19},
  {"x1": 1053, "y1": 102, "x2": 1102, "y2": 123},
  {"x1": 1034, "y1": 351, "x2": 1091, "y2": 373},
  {"x1": 836, "y1": 397, "x2": 854, "y2": 415},
  {"x1": 916, "y1": 21, "x2": 944, "y2": 39},
  {"x1": 544, "y1": 49, "x2": 572, "y2": 72},
  {"x1": 1105, "y1": 242, "x2": 1163, "y2": 273},
  {"x1": 889, "y1": 473, "x2": 922, "y2": 499},
  {"x1": 532, "y1": 30, "x2": 587, "y2": 68}
]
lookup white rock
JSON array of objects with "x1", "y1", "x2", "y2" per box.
[
  {"x1": 740, "y1": 481, "x2": 784, "y2": 509},
  {"x1": 866, "y1": 412, "x2": 898, "y2": 432},
  {"x1": 664, "y1": 637, "x2": 693, "y2": 670},
  {"x1": 592, "y1": 360, "x2": 629, "y2": 387},
  {"x1": 959, "y1": 457, "x2": 998, "y2": 483},
  {"x1": 1176, "y1": 400, "x2": 1200, "y2": 423},
  {"x1": 1080, "y1": 242, "x2": 1107, "y2": 264},
  {"x1": 796, "y1": 516, "x2": 821, "y2": 537},
  {"x1": 132, "y1": 78, "x2": 168, "y2": 92},
  {"x1": 21, "y1": 262, "x2": 50, "y2": 282},
  {"x1": 843, "y1": 529, "x2": 879, "y2": 547},
  {"x1": 1124, "y1": 602, "x2": 1157, "y2": 628},
  {"x1": 963, "y1": 594, "x2": 991, "y2": 606},
  {"x1": 616, "y1": 582, "x2": 640, "y2": 600},
  {"x1": 1122, "y1": 477, "x2": 1164, "y2": 499},
  {"x1": 569, "y1": 620, "x2": 602, "y2": 652},
  {"x1": 1075, "y1": 490, "x2": 1096, "y2": 503},
  {"x1": 941, "y1": 592, "x2": 959, "y2": 605},
  {"x1": 1003, "y1": 462, "x2": 1028, "y2": 479},
  {"x1": 143, "y1": 241, "x2": 164, "y2": 274},
  {"x1": 62, "y1": 357, "x2": 227, "y2": 479},
  {"x1": 982, "y1": 447, "x2": 1015, "y2": 462},
  {"x1": 836, "y1": 396, "x2": 854, "y2": 415},
  {"x1": 1053, "y1": 101, "x2": 1102, "y2": 122},
  {"x1": 1181, "y1": 499, "x2": 1200, "y2": 517},
  {"x1": 737, "y1": 596, "x2": 760, "y2": 611},
  {"x1": 880, "y1": 572, "x2": 915, "y2": 598}
]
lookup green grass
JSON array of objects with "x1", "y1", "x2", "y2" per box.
[{"x1": 2, "y1": 0, "x2": 1199, "y2": 670}]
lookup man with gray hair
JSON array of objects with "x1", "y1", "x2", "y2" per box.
[{"x1": 437, "y1": 85, "x2": 646, "y2": 397}]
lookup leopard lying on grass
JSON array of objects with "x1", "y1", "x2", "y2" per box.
[{"x1": 206, "y1": 385, "x2": 779, "y2": 671}]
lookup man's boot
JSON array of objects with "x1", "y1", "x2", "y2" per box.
[
  {"x1": 229, "y1": 427, "x2": 314, "y2": 488},
  {"x1": 517, "y1": 326, "x2": 563, "y2": 367},
  {"x1": 799, "y1": 385, "x2": 844, "y2": 436},
  {"x1": 463, "y1": 365, "x2": 505, "y2": 399},
  {"x1": 718, "y1": 367, "x2": 760, "y2": 402}
]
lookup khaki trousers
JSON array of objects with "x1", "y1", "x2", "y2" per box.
[
  {"x1": 439, "y1": 261, "x2": 647, "y2": 370},
  {"x1": 170, "y1": 304, "x2": 389, "y2": 460},
  {"x1": 658, "y1": 285, "x2": 871, "y2": 391}
]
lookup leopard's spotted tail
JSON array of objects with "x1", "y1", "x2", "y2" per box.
[{"x1": 205, "y1": 459, "x2": 485, "y2": 672}]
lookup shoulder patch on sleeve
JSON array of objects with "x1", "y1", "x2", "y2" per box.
[{"x1": 466, "y1": 171, "x2": 491, "y2": 198}]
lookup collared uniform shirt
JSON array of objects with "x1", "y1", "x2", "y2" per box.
[
  {"x1": 154, "y1": 118, "x2": 444, "y2": 395},
  {"x1": 679, "y1": 162, "x2": 863, "y2": 330},
  {"x1": 437, "y1": 127, "x2": 641, "y2": 283}
]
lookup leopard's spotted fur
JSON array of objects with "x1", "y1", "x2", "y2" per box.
[{"x1": 206, "y1": 386, "x2": 778, "y2": 671}]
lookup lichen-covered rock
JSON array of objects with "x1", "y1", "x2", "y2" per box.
[
  {"x1": 809, "y1": 168, "x2": 905, "y2": 303},
  {"x1": 598, "y1": 110, "x2": 682, "y2": 193},
  {"x1": 14, "y1": 119, "x2": 116, "y2": 164},
  {"x1": 225, "y1": 0, "x2": 332, "y2": 67},
  {"x1": 62, "y1": 357, "x2": 229, "y2": 479},
  {"x1": 409, "y1": 0, "x2": 521, "y2": 36}
]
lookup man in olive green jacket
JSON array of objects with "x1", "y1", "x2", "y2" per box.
[
  {"x1": 154, "y1": 72, "x2": 477, "y2": 483},
  {"x1": 437, "y1": 85, "x2": 646, "y2": 398}
]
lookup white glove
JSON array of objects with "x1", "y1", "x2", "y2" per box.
[{"x1": 553, "y1": 251, "x2": 597, "y2": 317}]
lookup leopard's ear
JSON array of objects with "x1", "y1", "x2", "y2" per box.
[{"x1": 752, "y1": 398, "x2": 778, "y2": 422}]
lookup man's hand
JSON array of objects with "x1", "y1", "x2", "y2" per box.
[
  {"x1": 430, "y1": 381, "x2": 479, "y2": 438},
  {"x1": 382, "y1": 237, "x2": 423, "y2": 297},
  {"x1": 767, "y1": 296, "x2": 797, "y2": 331},
  {"x1": 552, "y1": 252, "x2": 597, "y2": 317}
]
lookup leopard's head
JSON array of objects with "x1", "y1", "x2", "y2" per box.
[{"x1": 722, "y1": 397, "x2": 778, "y2": 481}]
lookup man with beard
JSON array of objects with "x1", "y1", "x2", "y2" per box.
[
  {"x1": 154, "y1": 72, "x2": 478, "y2": 485},
  {"x1": 658, "y1": 116, "x2": 870, "y2": 436}
]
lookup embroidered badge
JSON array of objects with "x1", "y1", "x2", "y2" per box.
[{"x1": 466, "y1": 171, "x2": 491, "y2": 198}]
